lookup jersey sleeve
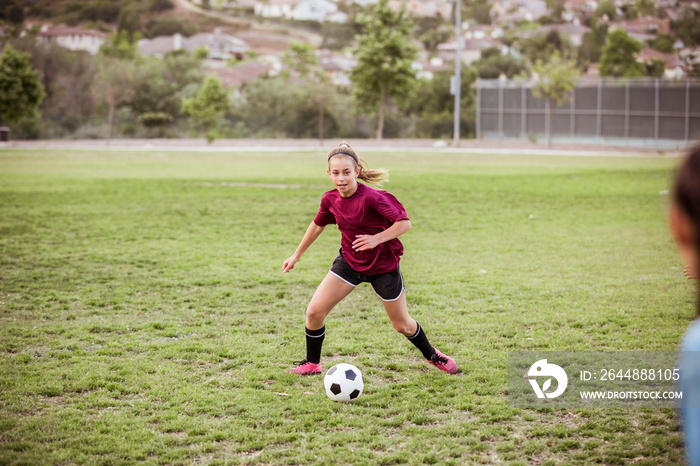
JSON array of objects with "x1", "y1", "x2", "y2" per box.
[
  {"x1": 374, "y1": 190, "x2": 409, "y2": 224},
  {"x1": 313, "y1": 195, "x2": 336, "y2": 226}
]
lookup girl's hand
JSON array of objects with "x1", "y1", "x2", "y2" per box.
[
  {"x1": 283, "y1": 256, "x2": 299, "y2": 273},
  {"x1": 685, "y1": 265, "x2": 697, "y2": 280},
  {"x1": 353, "y1": 234, "x2": 380, "y2": 252}
]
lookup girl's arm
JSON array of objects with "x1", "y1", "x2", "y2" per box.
[
  {"x1": 352, "y1": 219, "x2": 411, "y2": 252},
  {"x1": 282, "y1": 222, "x2": 326, "y2": 273}
]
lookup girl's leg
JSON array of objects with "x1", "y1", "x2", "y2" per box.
[
  {"x1": 383, "y1": 291, "x2": 458, "y2": 374},
  {"x1": 306, "y1": 272, "x2": 355, "y2": 330},
  {"x1": 381, "y1": 291, "x2": 418, "y2": 337},
  {"x1": 287, "y1": 272, "x2": 354, "y2": 375}
]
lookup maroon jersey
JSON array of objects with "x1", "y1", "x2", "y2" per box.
[{"x1": 313, "y1": 183, "x2": 409, "y2": 274}]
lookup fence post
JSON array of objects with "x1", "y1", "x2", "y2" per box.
[
  {"x1": 654, "y1": 78, "x2": 659, "y2": 141},
  {"x1": 570, "y1": 84, "x2": 575, "y2": 139},
  {"x1": 521, "y1": 83, "x2": 526, "y2": 139},
  {"x1": 545, "y1": 89, "x2": 550, "y2": 143},
  {"x1": 625, "y1": 78, "x2": 630, "y2": 142},
  {"x1": 596, "y1": 79, "x2": 602, "y2": 141},
  {"x1": 498, "y1": 79, "x2": 503, "y2": 138},
  {"x1": 476, "y1": 81, "x2": 481, "y2": 140}
]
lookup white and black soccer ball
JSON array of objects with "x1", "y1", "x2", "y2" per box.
[{"x1": 324, "y1": 363, "x2": 364, "y2": 402}]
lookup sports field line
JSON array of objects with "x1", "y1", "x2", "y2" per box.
[{"x1": 0, "y1": 142, "x2": 683, "y2": 157}]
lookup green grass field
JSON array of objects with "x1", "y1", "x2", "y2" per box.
[{"x1": 0, "y1": 148, "x2": 693, "y2": 465}]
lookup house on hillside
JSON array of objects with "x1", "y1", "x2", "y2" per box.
[
  {"x1": 612, "y1": 16, "x2": 671, "y2": 42},
  {"x1": 540, "y1": 23, "x2": 591, "y2": 46},
  {"x1": 494, "y1": 0, "x2": 549, "y2": 24},
  {"x1": 412, "y1": 56, "x2": 448, "y2": 80},
  {"x1": 437, "y1": 36, "x2": 502, "y2": 64},
  {"x1": 37, "y1": 25, "x2": 108, "y2": 54},
  {"x1": 138, "y1": 28, "x2": 250, "y2": 62},
  {"x1": 255, "y1": 0, "x2": 297, "y2": 18},
  {"x1": 637, "y1": 48, "x2": 685, "y2": 79},
  {"x1": 292, "y1": 0, "x2": 347, "y2": 23},
  {"x1": 388, "y1": 0, "x2": 452, "y2": 18}
]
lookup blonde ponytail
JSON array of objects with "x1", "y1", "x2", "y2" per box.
[{"x1": 326, "y1": 141, "x2": 389, "y2": 187}]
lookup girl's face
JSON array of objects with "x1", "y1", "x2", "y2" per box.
[{"x1": 327, "y1": 156, "x2": 360, "y2": 198}]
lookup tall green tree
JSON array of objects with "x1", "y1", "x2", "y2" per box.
[
  {"x1": 577, "y1": 20, "x2": 608, "y2": 67},
  {"x1": 350, "y1": 0, "x2": 417, "y2": 140},
  {"x1": 282, "y1": 41, "x2": 334, "y2": 142},
  {"x1": 472, "y1": 47, "x2": 528, "y2": 79},
  {"x1": 282, "y1": 41, "x2": 320, "y2": 78},
  {"x1": 99, "y1": 30, "x2": 139, "y2": 60},
  {"x1": 10, "y1": 38, "x2": 96, "y2": 136},
  {"x1": 594, "y1": 0, "x2": 618, "y2": 21},
  {"x1": 181, "y1": 74, "x2": 230, "y2": 143},
  {"x1": 599, "y1": 28, "x2": 645, "y2": 77},
  {"x1": 93, "y1": 31, "x2": 140, "y2": 141},
  {"x1": 672, "y1": 6, "x2": 700, "y2": 47},
  {"x1": 518, "y1": 30, "x2": 575, "y2": 66},
  {"x1": 0, "y1": 44, "x2": 46, "y2": 128},
  {"x1": 530, "y1": 52, "x2": 580, "y2": 146},
  {"x1": 467, "y1": 0, "x2": 492, "y2": 25},
  {"x1": 131, "y1": 52, "x2": 204, "y2": 117},
  {"x1": 92, "y1": 55, "x2": 136, "y2": 141},
  {"x1": 635, "y1": 0, "x2": 656, "y2": 16}
]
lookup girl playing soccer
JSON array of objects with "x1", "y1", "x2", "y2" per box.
[{"x1": 282, "y1": 142, "x2": 457, "y2": 375}]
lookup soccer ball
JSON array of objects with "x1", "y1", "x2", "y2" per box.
[{"x1": 324, "y1": 363, "x2": 364, "y2": 402}]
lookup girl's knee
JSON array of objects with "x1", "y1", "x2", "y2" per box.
[
  {"x1": 306, "y1": 302, "x2": 326, "y2": 323},
  {"x1": 391, "y1": 320, "x2": 415, "y2": 336}
]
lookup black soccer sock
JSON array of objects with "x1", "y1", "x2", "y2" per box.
[
  {"x1": 305, "y1": 326, "x2": 325, "y2": 364},
  {"x1": 406, "y1": 322, "x2": 436, "y2": 360}
]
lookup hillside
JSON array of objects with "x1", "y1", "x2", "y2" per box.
[{"x1": 16, "y1": 0, "x2": 320, "y2": 53}]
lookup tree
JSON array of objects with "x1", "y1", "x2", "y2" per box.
[
  {"x1": 7, "y1": 3, "x2": 23, "y2": 25},
  {"x1": 0, "y1": 44, "x2": 46, "y2": 127},
  {"x1": 282, "y1": 41, "x2": 319, "y2": 78},
  {"x1": 577, "y1": 20, "x2": 607, "y2": 67},
  {"x1": 467, "y1": 0, "x2": 492, "y2": 25},
  {"x1": 647, "y1": 34, "x2": 674, "y2": 54},
  {"x1": 471, "y1": 47, "x2": 528, "y2": 79},
  {"x1": 281, "y1": 41, "x2": 334, "y2": 142},
  {"x1": 92, "y1": 31, "x2": 141, "y2": 140},
  {"x1": 181, "y1": 74, "x2": 230, "y2": 143},
  {"x1": 599, "y1": 28, "x2": 645, "y2": 77},
  {"x1": 644, "y1": 59, "x2": 666, "y2": 77},
  {"x1": 672, "y1": 6, "x2": 700, "y2": 47},
  {"x1": 92, "y1": 55, "x2": 136, "y2": 141},
  {"x1": 10, "y1": 38, "x2": 96, "y2": 136},
  {"x1": 99, "y1": 30, "x2": 139, "y2": 60},
  {"x1": 530, "y1": 52, "x2": 580, "y2": 146},
  {"x1": 594, "y1": 0, "x2": 618, "y2": 21},
  {"x1": 635, "y1": 0, "x2": 656, "y2": 17},
  {"x1": 518, "y1": 30, "x2": 575, "y2": 66},
  {"x1": 350, "y1": 0, "x2": 417, "y2": 140},
  {"x1": 131, "y1": 52, "x2": 204, "y2": 118}
]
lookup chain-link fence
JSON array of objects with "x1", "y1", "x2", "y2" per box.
[{"x1": 476, "y1": 77, "x2": 700, "y2": 148}]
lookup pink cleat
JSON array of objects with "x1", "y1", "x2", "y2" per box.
[
  {"x1": 428, "y1": 349, "x2": 458, "y2": 374},
  {"x1": 286, "y1": 359, "x2": 322, "y2": 375}
]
